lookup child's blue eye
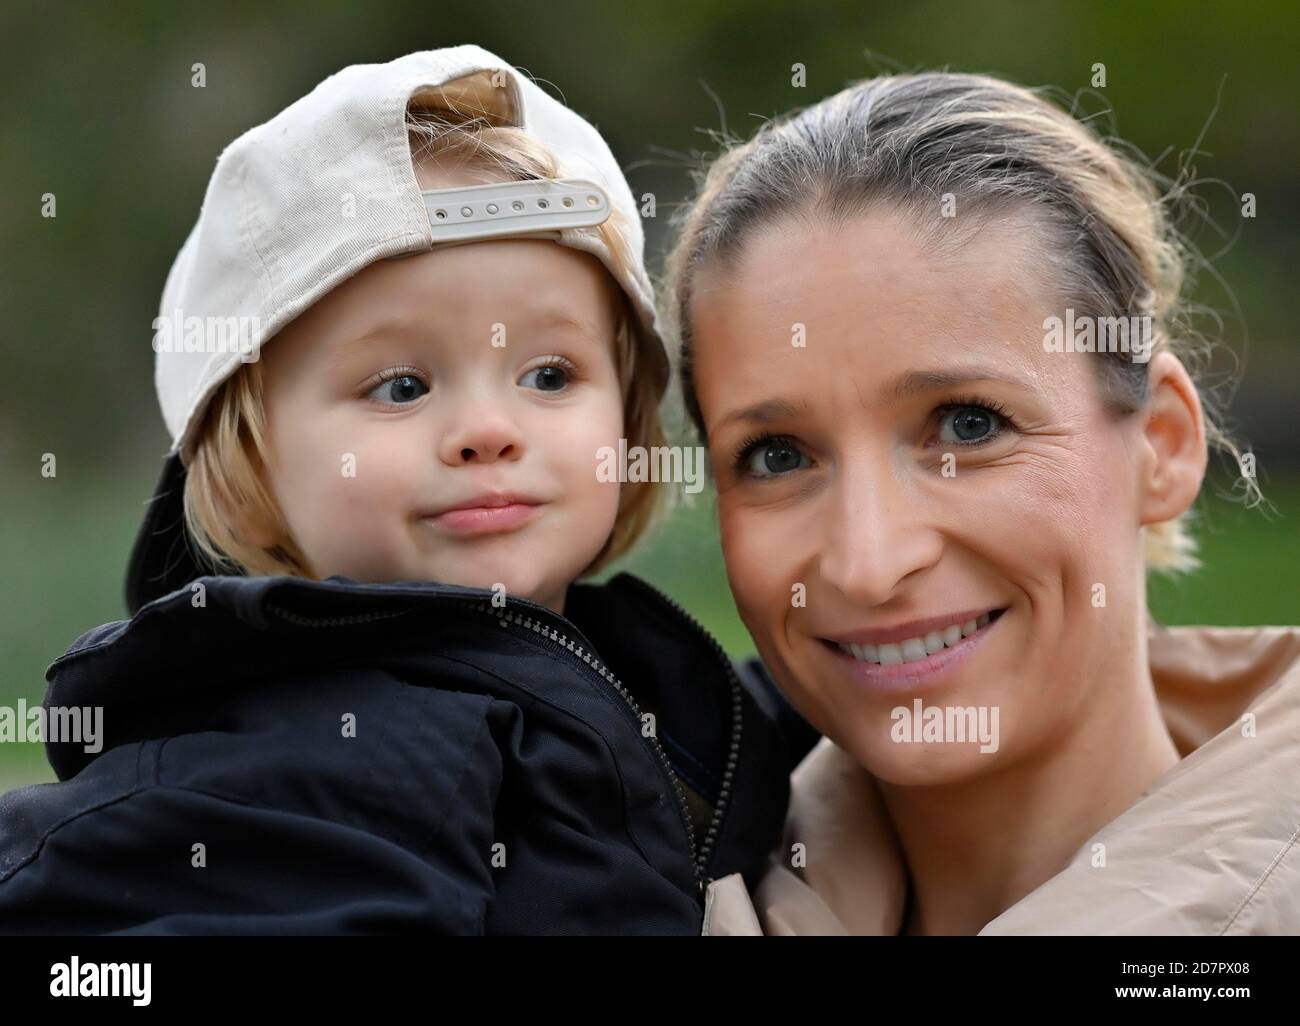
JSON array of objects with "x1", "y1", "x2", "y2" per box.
[
  {"x1": 519, "y1": 364, "x2": 570, "y2": 392},
  {"x1": 367, "y1": 374, "x2": 428, "y2": 405}
]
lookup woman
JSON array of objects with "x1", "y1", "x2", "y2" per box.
[{"x1": 664, "y1": 72, "x2": 1300, "y2": 935}]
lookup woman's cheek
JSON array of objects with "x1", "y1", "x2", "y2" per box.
[
  {"x1": 718, "y1": 502, "x2": 789, "y2": 639},
  {"x1": 720, "y1": 500, "x2": 843, "y2": 742}
]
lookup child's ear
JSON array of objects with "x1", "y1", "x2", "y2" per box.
[{"x1": 1136, "y1": 351, "x2": 1208, "y2": 526}]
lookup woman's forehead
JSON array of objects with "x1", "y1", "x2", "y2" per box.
[
  {"x1": 703, "y1": 211, "x2": 1055, "y2": 340},
  {"x1": 695, "y1": 215, "x2": 1053, "y2": 356}
]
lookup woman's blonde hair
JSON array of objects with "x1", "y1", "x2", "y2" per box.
[
  {"x1": 663, "y1": 71, "x2": 1261, "y2": 574},
  {"x1": 184, "y1": 76, "x2": 667, "y2": 580}
]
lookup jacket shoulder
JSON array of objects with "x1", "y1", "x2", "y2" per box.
[
  {"x1": 0, "y1": 677, "x2": 514, "y2": 933},
  {"x1": 0, "y1": 771, "x2": 495, "y2": 934},
  {"x1": 153, "y1": 666, "x2": 516, "y2": 861},
  {"x1": 0, "y1": 738, "x2": 148, "y2": 884}
]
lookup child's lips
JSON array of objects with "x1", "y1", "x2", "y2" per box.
[{"x1": 422, "y1": 494, "x2": 546, "y2": 537}]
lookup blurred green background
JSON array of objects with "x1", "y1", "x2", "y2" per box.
[{"x1": 2, "y1": 0, "x2": 1297, "y2": 789}]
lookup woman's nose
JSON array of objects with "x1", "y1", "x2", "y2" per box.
[{"x1": 816, "y1": 458, "x2": 943, "y2": 606}]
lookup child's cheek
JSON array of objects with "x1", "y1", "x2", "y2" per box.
[
  {"x1": 334, "y1": 434, "x2": 418, "y2": 555},
  {"x1": 555, "y1": 395, "x2": 624, "y2": 504},
  {"x1": 279, "y1": 427, "x2": 411, "y2": 578}
]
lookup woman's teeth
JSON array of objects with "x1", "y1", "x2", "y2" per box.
[{"x1": 836, "y1": 613, "x2": 991, "y2": 665}]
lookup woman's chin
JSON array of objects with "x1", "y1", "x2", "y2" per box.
[{"x1": 847, "y1": 733, "x2": 1011, "y2": 787}]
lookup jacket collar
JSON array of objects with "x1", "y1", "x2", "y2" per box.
[
  {"x1": 43, "y1": 572, "x2": 726, "y2": 779},
  {"x1": 43, "y1": 571, "x2": 793, "y2": 892},
  {"x1": 708, "y1": 624, "x2": 1300, "y2": 935}
]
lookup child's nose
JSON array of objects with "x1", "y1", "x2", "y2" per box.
[{"x1": 439, "y1": 414, "x2": 525, "y2": 465}]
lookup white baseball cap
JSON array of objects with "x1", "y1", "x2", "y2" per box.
[{"x1": 127, "y1": 45, "x2": 667, "y2": 613}]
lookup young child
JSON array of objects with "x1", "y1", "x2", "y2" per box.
[{"x1": 0, "y1": 47, "x2": 812, "y2": 934}]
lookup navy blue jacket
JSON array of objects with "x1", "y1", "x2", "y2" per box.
[{"x1": 0, "y1": 572, "x2": 818, "y2": 935}]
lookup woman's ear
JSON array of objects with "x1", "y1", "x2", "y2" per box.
[{"x1": 1137, "y1": 351, "x2": 1208, "y2": 526}]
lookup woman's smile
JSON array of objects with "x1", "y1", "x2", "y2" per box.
[{"x1": 819, "y1": 607, "x2": 1009, "y2": 693}]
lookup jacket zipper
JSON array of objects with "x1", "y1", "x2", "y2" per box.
[
  {"x1": 610, "y1": 576, "x2": 745, "y2": 885},
  {"x1": 467, "y1": 599, "x2": 707, "y2": 896},
  {"x1": 264, "y1": 591, "x2": 735, "y2": 898}
]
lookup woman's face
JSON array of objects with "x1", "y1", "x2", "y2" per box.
[{"x1": 692, "y1": 206, "x2": 1160, "y2": 785}]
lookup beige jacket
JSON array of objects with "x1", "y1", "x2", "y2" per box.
[{"x1": 704, "y1": 625, "x2": 1300, "y2": 935}]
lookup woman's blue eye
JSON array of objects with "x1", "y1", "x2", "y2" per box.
[
  {"x1": 937, "y1": 405, "x2": 1004, "y2": 445},
  {"x1": 743, "y1": 438, "x2": 808, "y2": 479},
  {"x1": 520, "y1": 364, "x2": 570, "y2": 392},
  {"x1": 367, "y1": 374, "x2": 428, "y2": 405}
]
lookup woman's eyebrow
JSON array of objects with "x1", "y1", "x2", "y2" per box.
[
  {"x1": 714, "y1": 398, "x2": 811, "y2": 432},
  {"x1": 881, "y1": 367, "x2": 1032, "y2": 402},
  {"x1": 713, "y1": 367, "x2": 1032, "y2": 433}
]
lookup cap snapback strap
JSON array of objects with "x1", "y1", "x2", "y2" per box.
[{"x1": 422, "y1": 178, "x2": 611, "y2": 244}]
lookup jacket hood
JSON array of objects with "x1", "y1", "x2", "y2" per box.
[{"x1": 703, "y1": 624, "x2": 1300, "y2": 935}]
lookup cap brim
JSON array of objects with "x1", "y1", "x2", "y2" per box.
[{"x1": 125, "y1": 453, "x2": 230, "y2": 614}]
